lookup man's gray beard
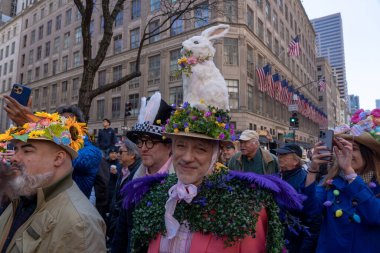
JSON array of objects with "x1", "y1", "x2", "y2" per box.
[{"x1": 6, "y1": 166, "x2": 54, "y2": 199}]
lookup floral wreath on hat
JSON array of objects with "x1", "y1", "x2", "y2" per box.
[
  {"x1": 0, "y1": 112, "x2": 87, "y2": 152},
  {"x1": 334, "y1": 108, "x2": 380, "y2": 142},
  {"x1": 164, "y1": 100, "x2": 236, "y2": 141},
  {"x1": 175, "y1": 50, "x2": 211, "y2": 77}
]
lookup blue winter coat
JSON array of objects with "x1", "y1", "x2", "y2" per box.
[
  {"x1": 303, "y1": 176, "x2": 380, "y2": 253},
  {"x1": 72, "y1": 136, "x2": 103, "y2": 198}
]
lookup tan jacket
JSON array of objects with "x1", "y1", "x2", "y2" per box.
[{"x1": 0, "y1": 173, "x2": 106, "y2": 253}]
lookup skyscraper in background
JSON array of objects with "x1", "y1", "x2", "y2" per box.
[
  {"x1": 349, "y1": 95, "x2": 360, "y2": 113},
  {"x1": 311, "y1": 13, "x2": 347, "y2": 100}
]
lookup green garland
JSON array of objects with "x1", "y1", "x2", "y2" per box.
[{"x1": 130, "y1": 170, "x2": 284, "y2": 253}]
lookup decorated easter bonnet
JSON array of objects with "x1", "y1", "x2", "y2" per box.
[
  {"x1": 0, "y1": 112, "x2": 87, "y2": 159},
  {"x1": 126, "y1": 92, "x2": 173, "y2": 143},
  {"x1": 334, "y1": 109, "x2": 380, "y2": 156},
  {"x1": 163, "y1": 24, "x2": 235, "y2": 141}
]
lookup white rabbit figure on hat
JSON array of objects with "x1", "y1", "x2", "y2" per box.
[{"x1": 181, "y1": 24, "x2": 230, "y2": 111}]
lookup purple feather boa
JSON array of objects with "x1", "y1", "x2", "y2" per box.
[
  {"x1": 121, "y1": 171, "x2": 305, "y2": 211},
  {"x1": 121, "y1": 173, "x2": 168, "y2": 210},
  {"x1": 228, "y1": 171, "x2": 306, "y2": 210}
]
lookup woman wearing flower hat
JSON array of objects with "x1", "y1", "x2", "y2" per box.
[
  {"x1": 304, "y1": 109, "x2": 380, "y2": 252},
  {"x1": 115, "y1": 102, "x2": 305, "y2": 253}
]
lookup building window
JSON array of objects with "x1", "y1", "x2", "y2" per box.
[
  {"x1": 225, "y1": 0, "x2": 237, "y2": 23},
  {"x1": 3, "y1": 63, "x2": 7, "y2": 75},
  {"x1": 35, "y1": 67, "x2": 40, "y2": 80},
  {"x1": 170, "y1": 49, "x2": 182, "y2": 81},
  {"x1": 31, "y1": 30, "x2": 36, "y2": 44},
  {"x1": 11, "y1": 42, "x2": 15, "y2": 55},
  {"x1": 226, "y1": 79, "x2": 239, "y2": 109},
  {"x1": 63, "y1": 32, "x2": 70, "y2": 49},
  {"x1": 150, "y1": 0, "x2": 160, "y2": 12},
  {"x1": 131, "y1": 0, "x2": 140, "y2": 20},
  {"x1": 9, "y1": 60, "x2": 13, "y2": 73},
  {"x1": 148, "y1": 55, "x2": 160, "y2": 85},
  {"x1": 21, "y1": 54, "x2": 25, "y2": 67},
  {"x1": 75, "y1": 27, "x2": 82, "y2": 44},
  {"x1": 53, "y1": 36, "x2": 60, "y2": 53},
  {"x1": 247, "y1": 7, "x2": 254, "y2": 31},
  {"x1": 112, "y1": 97, "x2": 121, "y2": 119},
  {"x1": 169, "y1": 86, "x2": 183, "y2": 106},
  {"x1": 115, "y1": 11, "x2": 123, "y2": 27},
  {"x1": 43, "y1": 63, "x2": 49, "y2": 77},
  {"x1": 247, "y1": 46, "x2": 254, "y2": 79},
  {"x1": 248, "y1": 85, "x2": 254, "y2": 111},
  {"x1": 274, "y1": 39, "x2": 279, "y2": 56},
  {"x1": 62, "y1": 56, "x2": 68, "y2": 72},
  {"x1": 170, "y1": 16, "x2": 183, "y2": 36},
  {"x1": 33, "y1": 89, "x2": 39, "y2": 108},
  {"x1": 65, "y1": 8, "x2": 72, "y2": 26},
  {"x1": 28, "y1": 49, "x2": 34, "y2": 64},
  {"x1": 129, "y1": 93, "x2": 139, "y2": 116},
  {"x1": 265, "y1": 0, "x2": 271, "y2": 20},
  {"x1": 52, "y1": 60, "x2": 58, "y2": 75},
  {"x1": 257, "y1": 0, "x2": 263, "y2": 8},
  {"x1": 130, "y1": 28, "x2": 140, "y2": 49},
  {"x1": 5, "y1": 46, "x2": 9, "y2": 57},
  {"x1": 27, "y1": 70, "x2": 32, "y2": 82},
  {"x1": 98, "y1": 70, "x2": 106, "y2": 87},
  {"x1": 96, "y1": 100, "x2": 105, "y2": 120},
  {"x1": 280, "y1": 20, "x2": 284, "y2": 39},
  {"x1": 113, "y1": 34, "x2": 123, "y2": 53},
  {"x1": 129, "y1": 62, "x2": 139, "y2": 89},
  {"x1": 51, "y1": 83, "x2": 57, "y2": 104},
  {"x1": 266, "y1": 29, "x2": 272, "y2": 50},
  {"x1": 72, "y1": 78, "x2": 79, "y2": 100},
  {"x1": 42, "y1": 87, "x2": 48, "y2": 107},
  {"x1": 61, "y1": 81, "x2": 68, "y2": 103},
  {"x1": 194, "y1": 2, "x2": 209, "y2": 28},
  {"x1": 223, "y1": 38, "x2": 238, "y2": 65},
  {"x1": 36, "y1": 46, "x2": 42, "y2": 61},
  {"x1": 45, "y1": 41, "x2": 50, "y2": 57},
  {"x1": 273, "y1": 11, "x2": 278, "y2": 31},
  {"x1": 47, "y1": 20, "x2": 52, "y2": 35},
  {"x1": 257, "y1": 18, "x2": 264, "y2": 40},
  {"x1": 56, "y1": 14, "x2": 62, "y2": 31},
  {"x1": 73, "y1": 51, "x2": 81, "y2": 67},
  {"x1": 38, "y1": 25, "x2": 44, "y2": 40},
  {"x1": 149, "y1": 20, "x2": 160, "y2": 43},
  {"x1": 113, "y1": 65, "x2": 122, "y2": 82}
]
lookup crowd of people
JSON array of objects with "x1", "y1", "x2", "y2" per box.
[{"x1": 1, "y1": 24, "x2": 380, "y2": 253}]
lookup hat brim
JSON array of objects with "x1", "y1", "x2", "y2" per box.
[
  {"x1": 163, "y1": 131, "x2": 220, "y2": 141},
  {"x1": 11, "y1": 137, "x2": 78, "y2": 159},
  {"x1": 338, "y1": 132, "x2": 380, "y2": 156},
  {"x1": 126, "y1": 131, "x2": 165, "y2": 143}
]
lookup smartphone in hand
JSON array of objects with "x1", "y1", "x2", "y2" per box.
[
  {"x1": 10, "y1": 84, "x2": 31, "y2": 106},
  {"x1": 319, "y1": 130, "x2": 334, "y2": 161}
]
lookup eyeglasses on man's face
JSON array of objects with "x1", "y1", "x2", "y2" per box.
[
  {"x1": 118, "y1": 149, "x2": 129, "y2": 155},
  {"x1": 136, "y1": 139, "x2": 162, "y2": 149}
]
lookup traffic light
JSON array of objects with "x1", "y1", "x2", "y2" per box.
[
  {"x1": 125, "y1": 102, "x2": 132, "y2": 116},
  {"x1": 290, "y1": 113, "x2": 299, "y2": 128}
]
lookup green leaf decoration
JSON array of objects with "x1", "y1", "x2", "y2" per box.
[{"x1": 12, "y1": 133, "x2": 29, "y2": 143}]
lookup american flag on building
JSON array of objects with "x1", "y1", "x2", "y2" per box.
[
  {"x1": 288, "y1": 35, "x2": 300, "y2": 57},
  {"x1": 256, "y1": 64, "x2": 271, "y2": 91}
]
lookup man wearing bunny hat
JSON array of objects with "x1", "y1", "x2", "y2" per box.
[{"x1": 113, "y1": 25, "x2": 304, "y2": 253}]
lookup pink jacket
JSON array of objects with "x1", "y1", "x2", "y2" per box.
[{"x1": 148, "y1": 209, "x2": 268, "y2": 253}]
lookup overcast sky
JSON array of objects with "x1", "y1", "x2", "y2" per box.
[{"x1": 302, "y1": 0, "x2": 380, "y2": 110}]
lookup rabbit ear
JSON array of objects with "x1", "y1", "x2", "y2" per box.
[
  {"x1": 137, "y1": 97, "x2": 147, "y2": 124},
  {"x1": 201, "y1": 24, "x2": 230, "y2": 41}
]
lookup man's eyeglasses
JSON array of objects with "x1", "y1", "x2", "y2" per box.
[
  {"x1": 118, "y1": 150, "x2": 129, "y2": 155},
  {"x1": 136, "y1": 139, "x2": 162, "y2": 149}
]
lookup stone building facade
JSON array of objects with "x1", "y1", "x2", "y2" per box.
[{"x1": 0, "y1": 0, "x2": 330, "y2": 146}]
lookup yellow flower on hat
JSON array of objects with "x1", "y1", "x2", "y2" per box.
[
  {"x1": 177, "y1": 57, "x2": 187, "y2": 65},
  {"x1": 35, "y1": 112, "x2": 61, "y2": 122},
  {"x1": 200, "y1": 99, "x2": 205, "y2": 104},
  {"x1": 28, "y1": 130, "x2": 46, "y2": 138},
  {"x1": 174, "y1": 128, "x2": 179, "y2": 134},
  {"x1": 0, "y1": 132, "x2": 12, "y2": 142},
  {"x1": 65, "y1": 117, "x2": 87, "y2": 137}
]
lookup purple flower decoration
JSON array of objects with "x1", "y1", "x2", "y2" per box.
[
  {"x1": 219, "y1": 133, "x2": 225, "y2": 140},
  {"x1": 323, "y1": 200, "x2": 332, "y2": 207},
  {"x1": 204, "y1": 111, "x2": 212, "y2": 117},
  {"x1": 171, "y1": 104, "x2": 176, "y2": 109},
  {"x1": 160, "y1": 179, "x2": 166, "y2": 184},
  {"x1": 194, "y1": 197, "x2": 207, "y2": 207},
  {"x1": 182, "y1": 102, "x2": 190, "y2": 109},
  {"x1": 191, "y1": 116, "x2": 198, "y2": 121},
  {"x1": 166, "y1": 119, "x2": 170, "y2": 124},
  {"x1": 173, "y1": 123, "x2": 178, "y2": 129},
  {"x1": 161, "y1": 126, "x2": 166, "y2": 132},
  {"x1": 230, "y1": 135, "x2": 237, "y2": 141},
  {"x1": 216, "y1": 117, "x2": 222, "y2": 123},
  {"x1": 180, "y1": 63, "x2": 185, "y2": 68},
  {"x1": 205, "y1": 180, "x2": 213, "y2": 189},
  {"x1": 368, "y1": 182, "x2": 377, "y2": 188},
  {"x1": 224, "y1": 123, "x2": 229, "y2": 130},
  {"x1": 147, "y1": 201, "x2": 152, "y2": 207},
  {"x1": 184, "y1": 122, "x2": 189, "y2": 128}
]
